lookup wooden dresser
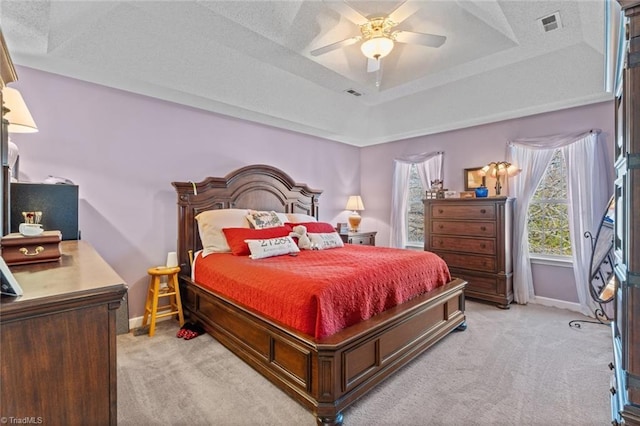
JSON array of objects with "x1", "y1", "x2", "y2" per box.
[
  {"x1": 611, "y1": 2, "x2": 640, "y2": 424},
  {"x1": 424, "y1": 197, "x2": 514, "y2": 308},
  {"x1": 0, "y1": 240, "x2": 127, "y2": 426}
]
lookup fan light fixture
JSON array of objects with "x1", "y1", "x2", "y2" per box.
[
  {"x1": 310, "y1": 4, "x2": 447, "y2": 88},
  {"x1": 361, "y1": 36, "x2": 394, "y2": 59},
  {"x1": 359, "y1": 17, "x2": 396, "y2": 60}
]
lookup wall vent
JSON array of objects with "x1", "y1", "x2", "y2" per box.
[
  {"x1": 345, "y1": 88, "x2": 363, "y2": 97},
  {"x1": 538, "y1": 12, "x2": 562, "y2": 32}
]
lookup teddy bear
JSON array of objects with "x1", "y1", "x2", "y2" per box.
[{"x1": 289, "y1": 224, "x2": 312, "y2": 250}]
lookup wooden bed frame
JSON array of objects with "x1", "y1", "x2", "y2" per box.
[{"x1": 172, "y1": 164, "x2": 466, "y2": 425}]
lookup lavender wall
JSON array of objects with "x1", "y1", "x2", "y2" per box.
[
  {"x1": 360, "y1": 100, "x2": 615, "y2": 302},
  {"x1": 10, "y1": 65, "x2": 615, "y2": 317},
  {"x1": 10, "y1": 66, "x2": 360, "y2": 320}
]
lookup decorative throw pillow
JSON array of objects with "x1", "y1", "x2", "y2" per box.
[
  {"x1": 246, "y1": 236, "x2": 300, "y2": 259},
  {"x1": 195, "y1": 209, "x2": 250, "y2": 257},
  {"x1": 309, "y1": 232, "x2": 344, "y2": 250},
  {"x1": 246, "y1": 210, "x2": 283, "y2": 229},
  {"x1": 286, "y1": 222, "x2": 335, "y2": 234},
  {"x1": 222, "y1": 226, "x2": 291, "y2": 256}
]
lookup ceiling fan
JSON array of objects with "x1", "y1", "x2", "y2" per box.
[{"x1": 311, "y1": 1, "x2": 446, "y2": 87}]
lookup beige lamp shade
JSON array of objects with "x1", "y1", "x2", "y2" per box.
[
  {"x1": 346, "y1": 196, "x2": 365, "y2": 232},
  {"x1": 2, "y1": 87, "x2": 38, "y2": 133},
  {"x1": 345, "y1": 195, "x2": 365, "y2": 211}
]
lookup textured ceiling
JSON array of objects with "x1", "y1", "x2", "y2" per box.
[{"x1": 0, "y1": 0, "x2": 613, "y2": 146}]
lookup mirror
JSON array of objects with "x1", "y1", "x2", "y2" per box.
[{"x1": 586, "y1": 196, "x2": 616, "y2": 318}]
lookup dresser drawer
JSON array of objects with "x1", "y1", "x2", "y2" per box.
[
  {"x1": 432, "y1": 221, "x2": 496, "y2": 237},
  {"x1": 449, "y1": 270, "x2": 499, "y2": 295},
  {"x1": 348, "y1": 235, "x2": 375, "y2": 246},
  {"x1": 431, "y1": 203, "x2": 496, "y2": 220},
  {"x1": 438, "y1": 252, "x2": 496, "y2": 273},
  {"x1": 430, "y1": 236, "x2": 496, "y2": 255}
]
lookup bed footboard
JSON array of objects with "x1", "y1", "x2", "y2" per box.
[{"x1": 180, "y1": 276, "x2": 466, "y2": 425}]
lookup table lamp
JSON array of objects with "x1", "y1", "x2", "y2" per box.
[{"x1": 346, "y1": 195, "x2": 365, "y2": 232}]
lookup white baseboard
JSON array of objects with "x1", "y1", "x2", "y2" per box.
[
  {"x1": 128, "y1": 315, "x2": 172, "y2": 330},
  {"x1": 530, "y1": 296, "x2": 582, "y2": 313}
]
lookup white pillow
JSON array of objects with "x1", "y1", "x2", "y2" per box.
[
  {"x1": 246, "y1": 210, "x2": 283, "y2": 229},
  {"x1": 195, "y1": 209, "x2": 250, "y2": 256},
  {"x1": 286, "y1": 213, "x2": 317, "y2": 223},
  {"x1": 275, "y1": 212, "x2": 289, "y2": 224},
  {"x1": 246, "y1": 236, "x2": 300, "y2": 259},
  {"x1": 309, "y1": 232, "x2": 344, "y2": 250}
]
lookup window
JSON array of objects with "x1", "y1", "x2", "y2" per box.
[
  {"x1": 406, "y1": 164, "x2": 425, "y2": 246},
  {"x1": 527, "y1": 149, "x2": 572, "y2": 256}
]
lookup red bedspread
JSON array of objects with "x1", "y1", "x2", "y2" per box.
[{"x1": 193, "y1": 245, "x2": 451, "y2": 339}]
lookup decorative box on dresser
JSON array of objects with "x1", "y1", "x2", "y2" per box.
[
  {"x1": 0, "y1": 240, "x2": 127, "y2": 426},
  {"x1": 611, "y1": 2, "x2": 640, "y2": 424},
  {"x1": 424, "y1": 197, "x2": 513, "y2": 308}
]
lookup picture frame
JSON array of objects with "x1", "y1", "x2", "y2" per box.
[
  {"x1": 464, "y1": 167, "x2": 486, "y2": 191},
  {"x1": 0, "y1": 256, "x2": 23, "y2": 296},
  {"x1": 336, "y1": 222, "x2": 349, "y2": 234}
]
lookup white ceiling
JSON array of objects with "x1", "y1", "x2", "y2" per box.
[{"x1": 0, "y1": 0, "x2": 613, "y2": 147}]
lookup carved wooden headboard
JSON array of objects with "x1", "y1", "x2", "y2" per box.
[{"x1": 172, "y1": 164, "x2": 322, "y2": 272}]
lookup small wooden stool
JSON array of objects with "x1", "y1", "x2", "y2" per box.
[{"x1": 142, "y1": 266, "x2": 184, "y2": 337}]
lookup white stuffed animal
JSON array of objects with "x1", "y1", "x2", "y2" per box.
[{"x1": 289, "y1": 225, "x2": 311, "y2": 250}]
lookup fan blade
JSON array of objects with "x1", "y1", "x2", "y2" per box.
[
  {"x1": 389, "y1": 1, "x2": 421, "y2": 24},
  {"x1": 310, "y1": 36, "x2": 360, "y2": 56},
  {"x1": 367, "y1": 57, "x2": 380, "y2": 73},
  {"x1": 323, "y1": 0, "x2": 368, "y2": 25},
  {"x1": 393, "y1": 30, "x2": 446, "y2": 48}
]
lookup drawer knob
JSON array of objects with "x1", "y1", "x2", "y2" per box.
[
  {"x1": 480, "y1": 243, "x2": 486, "y2": 249},
  {"x1": 438, "y1": 209, "x2": 444, "y2": 214},
  {"x1": 19, "y1": 246, "x2": 45, "y2": 256},
  {"x1": 438, "y1": 240, "x2": 444, "y2": 246},
  {"x1": 609, "y1": 362, "x2": 615, "y2": 370},
  {"x1": 480, "y1": 226, "x2": 486, "y2": 231},
  {"x1": 480, "y1": 209, "x2": 486, "y2": 214},
  {"x1": 439, "y1": 224, "x2": 444, "y2": 229}
]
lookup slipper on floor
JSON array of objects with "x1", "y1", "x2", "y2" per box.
[
  {"x1": 176, "y1": 322, "x2": 194, "y2": 338},
  {"x1": 182, "y1": 323, "x2": 205, "y2": 340}
]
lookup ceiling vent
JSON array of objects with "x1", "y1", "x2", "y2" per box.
[
  {"x1": 538, "y1": 12, "x2": 562, "y2": 32},
  {"x1": 345, "y1": 88, "x2": 363, "y2": 97}
]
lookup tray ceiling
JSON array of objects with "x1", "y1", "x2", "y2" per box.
[{"x1": 0, "y1": 0, "x2": 614, "y2": 146}]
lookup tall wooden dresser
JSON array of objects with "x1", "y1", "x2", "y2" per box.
[
  {"x1": 611, "y1": 2, "x2": 640, "y2": 424},
  {"x1": 424, "y1": 197, "x2": 513, "y2": 308},
  {"x1": 0, "y1": 241, "x2": 127, "y2": 425}
]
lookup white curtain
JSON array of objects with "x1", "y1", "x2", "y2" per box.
[
  {"x1": 614, "y1": 9, "x2": 627, "y2": 97},
  {"x1": 390, "y1": 152, "x2": 443, "y2": 248},
  {"x1": 507, "y1": 131, "x2": 611, "y2": 316}
]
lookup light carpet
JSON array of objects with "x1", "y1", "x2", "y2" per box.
[{"x1": 117, "y1": 300, "x2": 612, "y2": 425}]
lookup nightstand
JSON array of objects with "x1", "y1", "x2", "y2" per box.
[{"x1": 340, "y1": 231, "x2": 376, "y2": 246}]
